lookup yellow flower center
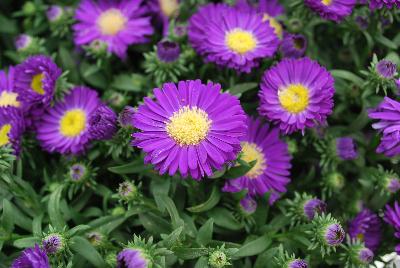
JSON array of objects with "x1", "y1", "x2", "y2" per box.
[
  {"x1": 0, "y1": 91, "x2": 20, "y2": 107},
  {"x1": 262, "y1": 14, "x2": 283, "y2": 39},
  {"x1": 278, "y1": 84, "x2": 310, "y2": 114},
  {"x1": 59, "y1": 109, "x2": 87, "y2": 137},
  {"x1": 241, "y1": 142, "x2": 266, "y2": 179},
  {"x1": 31, "y1": 73, "x2": 45, "y2": 95},
  {"x1": 166, "y1": 106, "x2": 211, "y2": 146},
  {"x1": 159, "y1": 0, "x2": 179, "y2": 17},
  {"x1": 357, "y1": 233, "x2": 364, "y2": 241},
  {"x1": 321, "y1": 0, "x2": 333, "y2": 6},
  {"x1": 225, "y1": 29, "x2": 257, "y2": 55},
  {"x1": 97, "y1": 9, "x2": 127, "y2": 36},
  {"x1": 0, "y1": 124, "x2": 11, "y2": 147}
]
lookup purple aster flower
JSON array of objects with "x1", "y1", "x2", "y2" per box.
[
  {"x1": 358, "y1": 247, "x2": 374, "y2": 264},
  {"x1": 188, "y1": 3, "x2": 279, "y2": 73},
  {"x1": 36, "y1": 86, "x2": 101, "y2": 155},
  {"x1": 0, "y1": 107, "x2": 25, "y2": 155},
  {"x1": 388, "y1": 178, "x2": 400, "y2": 193},
  {"x1": 280, "y1": 33, "x2": 307, "y2": 59},
  {"x1": 304, "y1": 0, "x2": 356, "y2": 22},
  {"x1": 0, "y1": 67, "x2": 22, "y2": 109},
  {"x1": 69, "y1": 163, "x2": 87, "y2": 181},
  {"x1": 368, "y1": 97, "x2": 400, "y2": 157},
  {"x1": 304, "y1": 198, "x2": 327, "y2": 220},
  {"x1": 15, "y1": 34, "x2": 32, "y2": 51},
  {"x1": 46, "y1": 5, "x2": 63, "y2": 22},
  {"x1": 395, "y1": 78, "x2": 400, "y2": 92},
  {"x1": 376, "y1": 60, "x2": 397, "y2": 79},
  {"x1": 259, "y1": 57, "x2": 335, "y2": 134},
  {"x1": 157, "y1": 40, "x2": 180, "y2": 62},
  {"x1": 147, "y1": 0, "x2": 180, "y2": 36},
  {"x1": 42, "y1": 233, "x2": 64, "y2": 254},
  {"x1": 336, "y1": 137, "x2": 358, "y2": 160},
  {"x1": 119, "y1": 106, "x2": 135, "y2": 127},
  {"x1": 117, "y1": 248, "x2": 149, "y2": 268},
  {"x1": 239, "y1": 195, "x2": 257, "y2": 214},
  {"x1": 223, "y1": 117, "x2": 291, "y2": 196},
  {"x1": 325, "y1": 223, "x2": 345, "y2": 246},
  {"x1": 288, "y1": 259, "x2": 308, "y2": 268},
  {"x1": 370, "y1": 0, "x2": 400, "y2": 9},
  {"x1": 348, "y1": 208, "x2": 382, "y2": 251},
  {"x1": 73, "y1": 0, "x2": 154, "y2": 59},
  {"x1": 11, "y1": 244, "x2": 50, "y2": 268},
  {"x1": 384, "y1": 201, "x2": 400, "y2": 238},
  {"x1": 89, "y1": 105, "x2": 117, "y2": 140},
  {"x1": 133, "y1": 80, "x2": 247, "y2": 179}
]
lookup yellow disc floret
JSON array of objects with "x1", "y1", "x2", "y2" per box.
[
  {"x1": 166, "y1": 106, "x2": 211, "y2": 146},
  {"x1": 262, "y1": 14, "x2": 283, "y2": 39},
  {"x1": 159, "y1": 0, "x2": 179, "y2": 17},
  {"x1": 31, "y1": 73, "x2": 45, "y2": 95},
  {"x1": 241, "y1": 142, "x2": 266, "y2": 179},
  {"x1": 0, "y1": 91, "x2": 20, "y2": 107},
  {"x1": 0, "y1": 124, "x2": 11, "y2": 147},
  {"x1": 60, "y1": 109, "x2": 87, "y2": 137},
  {"x1": 225, "y1": 28, "x2": 257, "y2": 55},
  {"x1": 97, "y1": 9, "x2": 127, "y2": 36},
  {"x1": 278, "y1": 84, "x2": 310, "y2": 114},
  {"x1": 321, "y1": 0, "x2": 333, "y2": 6}
]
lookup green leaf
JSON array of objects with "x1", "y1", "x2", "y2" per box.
[
  {"x1": 161, "y1": 226, "x2": 183, "y2": 248},
  {"x1": 67, "y1": 225, "x2": 91, "y2": 237},
  {"x1": 232, "y1": 234, "x2": 271, "y2": 258},
  {"x1": 187, "y1": 186, "x2": 220, "y2": 213},
  {"x1": 48, "y1": 185, "x2": 66, "y2": 230},
  {"x1": 224, "y1": 160, "x2": 256, "y2": 179},
  {"x1": 254, "y1": 247, "x2": 279, "y2": 268},
  {"x1": 376, "y1": 35, "x2": 398, "y2": 50},
  {"x1": 194, "y1": 256, "x2": 209, "y2": 268},
  {"x1": 0, "y1": 14, "x2": 17, "y2": 34},
  {"x1": 228, "y1": 83, "x2": 258, "y2": 95},
  {"x1": 1, "y1": 199, "x2": 14, "y2": 232},
  {"x1": 139, "y1": 213, "x2": 172, "y2": 235},
  {"x1": 111, "y1": 74, "x2": 143, "y2": 92},
  {"x1": 155, "y1": 195, "x2": 183, "y2": 229},
  {"x1": 173, "y1": 247, "x2": 209, "y2": 260},
  {"x1": 70, "y1": 236, "x2": 107, "y2": 268},
  {"x1": 196, "y1": 219, "x2": 213, "y2": 246},
  {"x1": 32, "y1": 214, "x2": 43, "y2": 237},
  {"x1": 330, "y1": 70, "x2": 364, "y2": 85},
  {"x1": 207, "y1": 208, "x2": 242, "y2": 231},
  {"x1": 13, "y1": 237, "x2": 40, "y2": 248},
  {"x1": 108, "y1": 158, "x2": 152, "y2": 174}
]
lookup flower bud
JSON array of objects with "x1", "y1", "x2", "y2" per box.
[
  {"x1": 208, "y1": 250, "x2": 229, "y2": 268},
  {"x1": 42, "y1": 233, "x2": 65, "y2": 255},
  {"x1": 157, "y1": 40, "x2": 181, "y2": 63}
]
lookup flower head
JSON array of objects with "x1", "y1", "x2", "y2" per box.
[
  {"x1": 336, "y1": 137, "x2": 358, "y2": 160},
  {"x1": 147, "y1": 0, "x2": 180, "y2": 36},
  {"x1": 15, "y1": 34, "x2": 32, "y2": 51},
  {"x1": 259, "y1": 57, "x2": 335, "y2": 134},
  {"x1": 157, "y1": 40, "x2": 181, "y2": 63},
  {"x1": 0, "y1": 67, "x2": 22, "y2": 109},
  {"x1": 89, "y1": 105, "x2": 117, "y2": 140},
  {"x1": 117, "y1": 248, "x2": 150, "y2": 268},
  {"x1": 304, "y1": 198, "x2": 327, "y2": 221},
  {"x1": 118, "y1": 181, "x2": 138, "y2": 201},
  {"x1": 223, "y1": 117, "x2": 291, "y2": 196},
  {"x1": 388, "y1": 177, "x2": 400, "y2": 193},
  {"x1": 304, "y1": 0, "x2": 356, "y2": 22},
  {"x1": 188, "y1": 3, "x2": 279, "y2": 73},
  {"x1": 348, "y1": 208, "x2": 381, "y2": 251},
  {"x1": 310, "y1": 214, "x2": 345, "y2": 255},
  {"x1": 0, "y1": 107, "x2": 25, "y2": 155},
  {"x1": 280, "y1": 33, "x2": 307, "y2": 59},
  {"x1": 209, "y1": 250, "x2": 229, "y2": 268},
  {"x1": 119, "y1": 106, "x2": 135, "y2": 127},
  {"x1": 73, "y1": 0, "x2": 154, "y2": 59},
  {"x1": 368, "y1": 97, "x2": 400, "y2": 157},
  {"x1": 370, "y1": 0, "x2": 400, "y2": 9},
  {"x1": 133, "y1": 80, "x2": 247, "y2": 179},
  {"x1": 288, "y1": 259, "x2": 308, "y2": 268},
  {"x1": 11, "y1": 244, "x2": 50, "y2": 268},
  {"x1": 68, "y1": 163, "x2": 88, "y2": 182},
  {"x1": 384, "y1": 202, "x2": 400, "y2": 245},
  {"x1": 358, "y1": 247, "x2": 374, "y2": 264},
  {"x1": 376, "y1": 59, "x2": 397, "y2": 79},
  {"x1": 42, "y1": 233, "x2": 65, "y2": 254},
  {"x1": 46, "y1": 5, "x2": 64, "y2": 22},
  {"x1": 36, "y1": 86, "x2": 102, "y2": 154},
  {"x1": 239, "y1": 195, "x2": 257, "y2": 215}
]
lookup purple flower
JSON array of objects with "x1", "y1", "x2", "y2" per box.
[
  {"x1": 368, "y1": 97, "x2": 400, "y2": 157},
  {"x1": 15, "y1": 34, "x2": 32, "y2": 51},
  {"x1": 42, "y1": 233, "x2": 64, "y2": 254},
  {"x1": 385, "y1": 202, "x2": 400, "y2": 254},
  {"x1": 288, "y1": 259, "x2": 308, "y2": 268},
  {"x1": 304, "y1": 198, "x2": 327, "y2": 220},
  {"x1": 223, "y1": 117, "x2": 291, "y2": 196},
  {"x1": 46, "y1": 5, "x2": 63, "y2": 22},
  {"x1": 157, "y1": 40, "x2": 180, "y2": 62},
  {"x1": 388, "y1": 178, "x2": 400, "y2": 193},
  {"x1": 69, "y1": 163, "x2": 87, "y2": 181},
  {"x1": 73, "y1": 0, "x2": 154, "y2": 59},
  {"x1": 11, "y1": 244, "x2": 50, "y2": 268},
  {"x1": 348, "y1": 208, "x2": 381, "y2": 252},
  {"x1": 336, "y1": 137, "x2": 358, "y2": 160},
  {"x1": 304, "y1": 0, "x2": 356, "y2": 22},
  {"x1": 119, "y1": 106, "x2": 135, "y2": 127},
  {"x1": 325, "y1": 223, "x2": 345, "y2": 246},
  {"x1": 358, "y1": 247, "x2": 374, "y2": 264},
  {"x1": 117, "y1": 248, "x2": 149, "y2": 268},
  {"x1": 89, "y1": 105, "x2": 117, "y2": 140},
  {"x1": 188, "y1": 3, "x2": 279, "y2": 73},
  {"x1": 370, "y1": 0, "x2": 400, "y2": 9},
  {"x1": 239, "y1": 195, "x2": 257, "y2": 214},
  {"x1": 147, "y1": 0, "x2": 180, "y2": 36},
  {"x1": 133, "y1": 80, "x2": 247, "y2": 179},
  {"x1": 0, "y1": 67, "x2": 22, "y2": 109},
  {"x1": 258, "y1": 57, "x2": 335, "y2": 134},
  {"x1": 355, "y1": 16, "x2": 369, "y2": 30},
  {"x1": 280, "y1": 33, "x2": 307, "y2": 59},
  {"x1": 36, "y1": 86, "x2": 101, "y2": 154},
  {"x1": 395, "y1": 78, "x2": 400, "y2": 92},
  {"x1": 0, "y1": 107, "x2": 25, "y2": 155},
  {"x1": 376, "y1": 60, "x2": 397, "y2": 79}
]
